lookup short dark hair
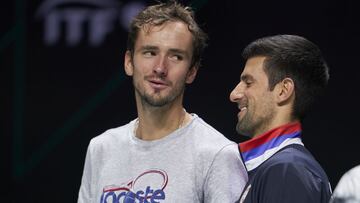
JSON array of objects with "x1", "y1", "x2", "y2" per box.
[
  {"x1": 127, "y1": 0, "x2": 208, "y2": 68},
  {"x1": 242, "y1": 34, "x2": 330, "y2": 120}
]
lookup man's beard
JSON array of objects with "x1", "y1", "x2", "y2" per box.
[
  {"x1": 134, "y1": 77, "x2": 186, "y2": 108},
  {"x1": 236, "y1": 105, "x2": 275, "y2": 138},
  {"x1": 236, "y1": 112, "x2": 257, "y2": 137}
]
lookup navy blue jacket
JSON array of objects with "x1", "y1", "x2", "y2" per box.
[{"x1": 239, "y1": 144, "x2": 332, "y2": 203}]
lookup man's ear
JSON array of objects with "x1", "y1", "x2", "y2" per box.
[
  {"x1": 276, "y1": 77, "x2": 295, "y2": 104},
  {"x1": 124, "y1": 50, "x2": 133, "y2": 76},
  {"x1": 185, "y1": 64, "x2": 199, "y2": 84}
]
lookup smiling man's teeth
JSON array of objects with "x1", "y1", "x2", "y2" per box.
[{"x1": 240, "y1": 107, "x2": 247, "y2": 111}]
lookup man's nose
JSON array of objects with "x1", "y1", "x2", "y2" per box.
[
  {"x1": 153, "y1": 56, "x2": 168, "y2": 76},
  {"x1": 230, "y1": 83, "x2": 245, "y2": 102}
]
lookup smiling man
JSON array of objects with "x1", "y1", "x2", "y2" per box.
[
  {"x1": 230, "y1": 35, "x2": 332, "y2": 203},
  {"x1": 77, "y1": 1, "x2": 247, "y2": 203}
]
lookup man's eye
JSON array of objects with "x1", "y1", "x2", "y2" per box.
[
  {"x1": 242, "y1": 80, "x2": 252, "y2": 87},
  {"x1": 170, "y1": 55, "x2": 183, "y2": 61},
  {"x1": 143, "y1": 51, "x2": 155, "y2": 57}
]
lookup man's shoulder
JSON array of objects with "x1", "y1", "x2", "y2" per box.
[
  {"x1": 247, "y1": 145, "x2": 332, "y2": 203},
  {"x1": 189, "y1": 115, "x2": 238, "y2": 156},
  {"x1": 89, "y1": 120, "x2": 134, "y2": 147},
  {"x1": 191, "y1": 114, "x2": 234, "y2": 145},
  {"x1": 191, "y1": 114, "x2": 228, "y2": 138},
  {"x1": 270, "y1": 144, "x2": 322, "y2": 168},
  {"x1": 257, "y1": 144, "x2": 329, "y2": 183}
]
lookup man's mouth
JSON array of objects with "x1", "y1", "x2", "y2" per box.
[
  {"x1": 148, "y1": 78, "x2": 169, "y2": 90},
  {"x1": 238, "y1": 104, "x2": 248, "y2": 112},
  {"x1": 237, "y1": 105, "x2": 248, "y2": 119}
]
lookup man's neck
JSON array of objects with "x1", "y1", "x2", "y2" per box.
[
  {"x1": 135, "y1": 104, "x2": 187, "y2": 141},
  {"x1": 253, "y1": 117, "x2": 299, "y2": 138}
]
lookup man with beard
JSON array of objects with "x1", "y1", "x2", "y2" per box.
[
  {"x1": 230, "y1": 35, "x2": 332, "y2": 203},
  {"x1": 77, "y1": 1, "x2": 247, "y2": 203}
]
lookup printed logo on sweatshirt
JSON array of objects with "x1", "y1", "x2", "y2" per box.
[{"x1": 100, "y1": 169, "x2": 168, "y2": 203}]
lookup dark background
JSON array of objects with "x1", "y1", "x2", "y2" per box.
[{"x1": 2, "y1": 0, "x2": 360, "y2": 202}]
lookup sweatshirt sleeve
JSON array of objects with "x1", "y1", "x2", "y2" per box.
[
  {"x1": 204, "y1": 143, "x2": 248, "y2": 203},
  {"x1": 77, "y1": 141, "x2": 95, "y2": 203}
]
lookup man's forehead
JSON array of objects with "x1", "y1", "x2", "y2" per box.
[
  {"x1": 135, "y1": 21, "x2": 194, "y2": 54},
  {"x1": 240, "y1": 56, "x2": 268, "y2": 80},
  {"x1": 243, "y1": 57, "x2": 266, "y2": 71},
  {"x1": 140, "y1": 22, "x2": 168, "y2": 34}
]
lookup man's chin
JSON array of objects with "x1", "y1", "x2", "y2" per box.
[
  {"x1": 236, "y1": 124, "x2": 253, "y2": 138},
  {"x1": 144, "y1": 98, "x2": 169, "y2": 107},
  {"x1": 142, "y1": 94, "x2": 174, "y2": 107}
]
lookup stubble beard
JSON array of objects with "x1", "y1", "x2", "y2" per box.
[
  {"x1": 236, "y1": 113, "x2": 254, "y2": 137},
  {"x1": 134, "y1": 77, "x2": 186, "y2": 108},
  {"x1": 236, "y1": 104, "x2": 275, "y2": 138}
]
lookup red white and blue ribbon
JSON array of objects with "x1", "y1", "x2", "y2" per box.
[{"x1": 239, "y1": 122, "x2": 304, "y2": 171}]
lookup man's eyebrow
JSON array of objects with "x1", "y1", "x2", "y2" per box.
[
  {"x1": 139, "y1": 45, "x2": 159, "y2": 51},
  {"x1": 168, "y1": 48, "x2": 187, "y2": 55}
]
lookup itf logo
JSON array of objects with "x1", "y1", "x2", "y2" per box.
[
  {"x1": 100, "y1": 169, "x2": 168, "y2": 203},
  {"x1": 36, "y1": 0, "x2": 145, "y2": 46}
]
